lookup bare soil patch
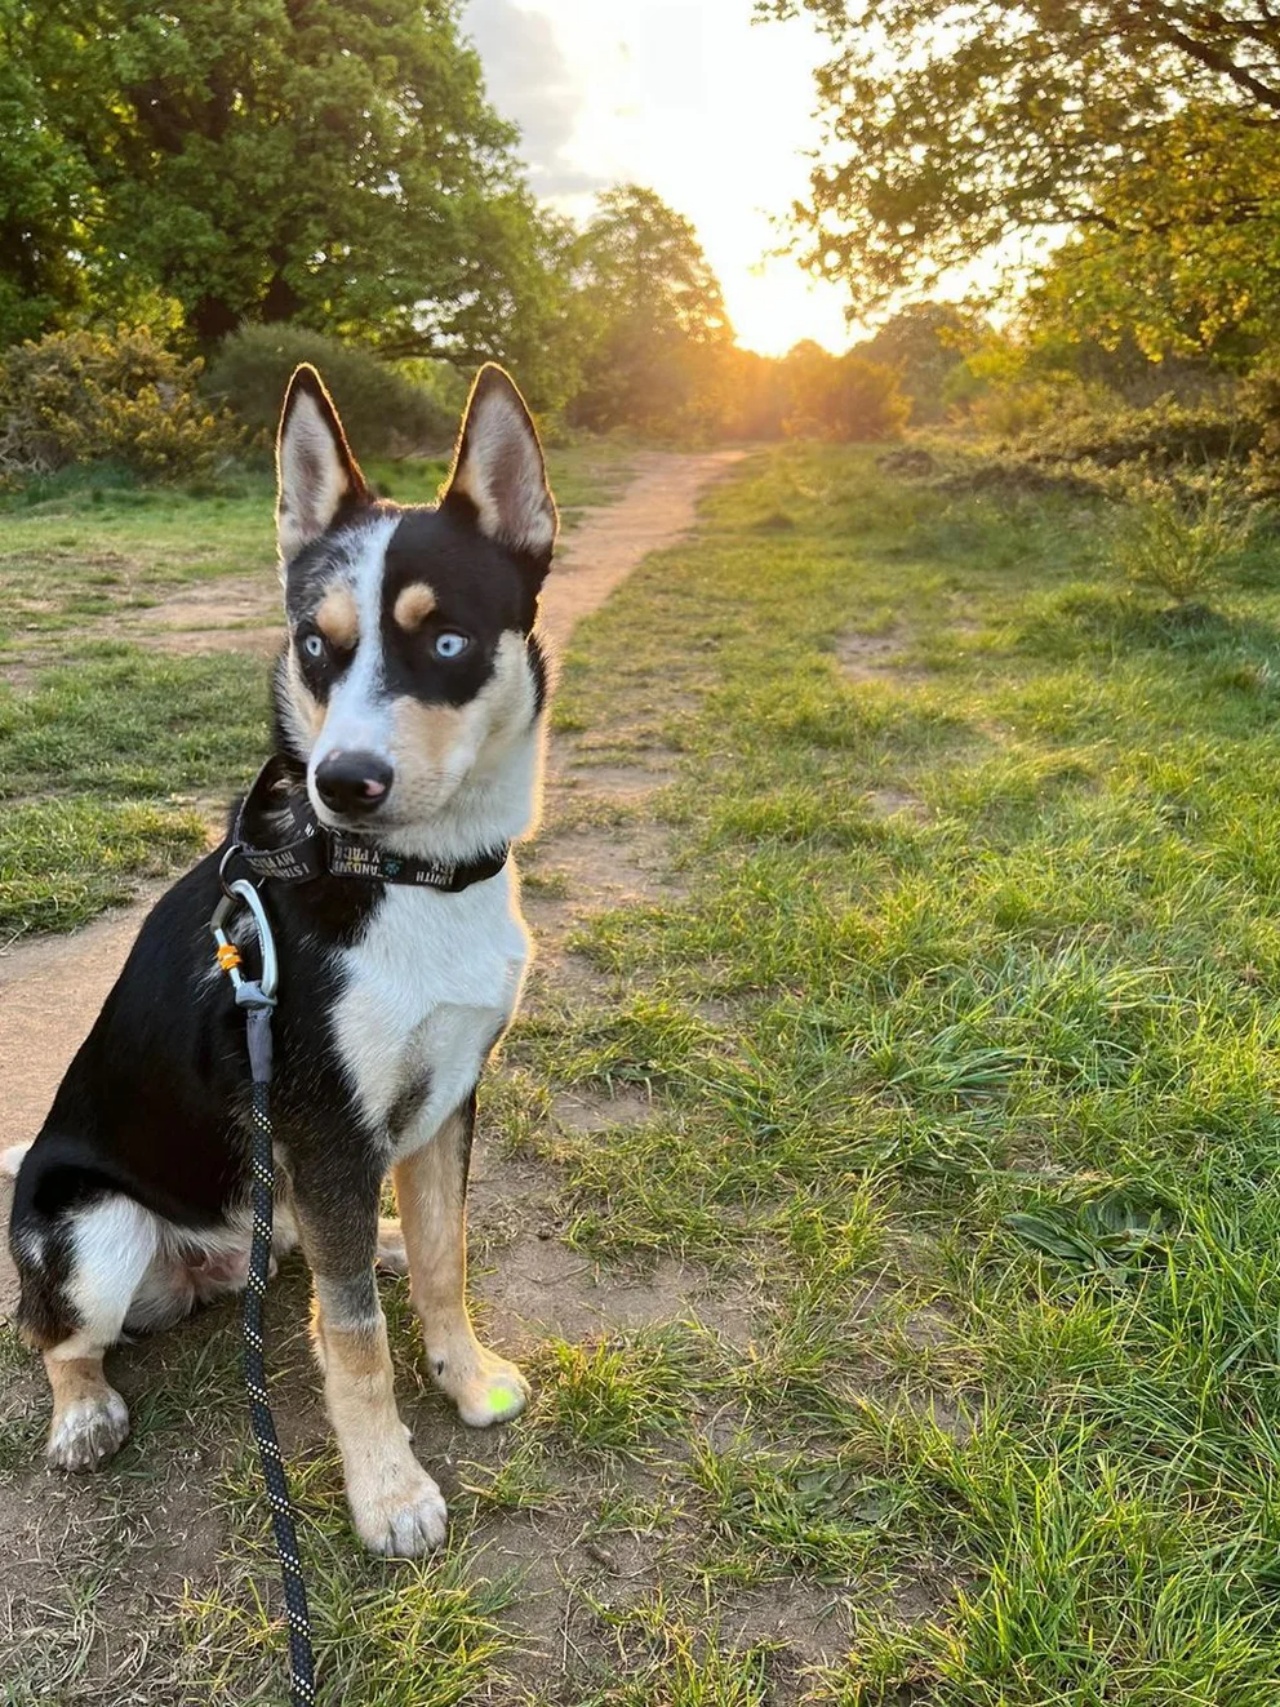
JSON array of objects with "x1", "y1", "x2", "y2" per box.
[
  {"x1": 122, "y1": 573, "x2": 284, "y2": 657},
  {"x1": 835, "y1": 626, "x2": 929, "y2": 685},
  {"x1": 865, "y1": 786, "x2": 929, "y2": 821}
]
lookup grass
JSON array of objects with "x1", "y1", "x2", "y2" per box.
[
  {"x1": 533, "y1": 1328, "x2": 706, "y2": 1458},
  {"x1": 509, "y1": 444, "x2": 1280, "y2": 1700},
  {"x1": 7, "y1": 441, "x2": 1280, "y2": 1700},
  {"x1": 0, "y1": 645, "x2": 266, "y2": 937},
  {"x1": 0, "y1": 441, "x2": 638, "y2": 940}
]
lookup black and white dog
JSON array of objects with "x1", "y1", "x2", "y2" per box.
[{"x1": 5, "y1": 363, "x2": 557, "y2": 1556}]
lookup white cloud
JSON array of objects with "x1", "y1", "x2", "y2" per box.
[
  {"x1": 462, "y1": 0, "x2": 607, "y2": 196},
  {"x1": 463, "y1": 0, "x2": 854, "y2": 353}
]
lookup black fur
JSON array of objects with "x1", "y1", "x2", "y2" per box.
[
  {"x1": 285, "y1": 504, "x2": 544, "y2": 722},
  {"x1": 9, "y1": 790, "x2": 391, "y2": 1341},
  {"x1": 526, "y1": 630, "x2": 550, "y2": 717},
  {"x1": 387, "y1": 1070, "x2": 433, "y2": 1141}
]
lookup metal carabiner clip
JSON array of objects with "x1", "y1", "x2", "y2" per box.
[{"x1": 210, "y1": 877, "x2": 279, "y2": 1007}]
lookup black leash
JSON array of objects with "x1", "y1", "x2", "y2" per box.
[
  {"x1": 204, "y1": 770, "x2": 509, "y2": 1704},
  {"x1": 211, "y1": 879, "x2": 317, "y2": 1707}
]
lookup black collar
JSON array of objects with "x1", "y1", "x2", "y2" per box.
[{"x1": 227, "y1": 757, "x2": 509, "y2": 892}]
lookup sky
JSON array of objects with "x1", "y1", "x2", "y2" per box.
[{"x1": 460, "y1": 0, "x2": 855, "y2": 356}]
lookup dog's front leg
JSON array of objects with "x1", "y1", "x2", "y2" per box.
[
  {"x1": 295, "y1": 1187, "x2": 447, "y2": 1557},
  {"x1": 393, "y1": 1093, "x2": 530, "y2": 1427}
]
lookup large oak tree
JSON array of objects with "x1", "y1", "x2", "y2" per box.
[
  {"x1": 761, "y1": 1, "x2": 1280, "y2": 349},
  {"x1": 0, "y1": 0, "x2": 562, "y2": 362}
]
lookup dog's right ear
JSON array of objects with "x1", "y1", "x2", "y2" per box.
[{"x1": 276, "y1": 365, "x2": 369, "y2": 566}]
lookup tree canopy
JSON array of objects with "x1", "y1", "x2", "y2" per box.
[
  {"x1": 567, "y1": 185, "x2": 735, "y2": 435},
  {"x1": 0, "y1": 0, "x2": 559, "y2": 362},
  {"x1": 760, "y1": 0, "x2": 1280, "y2": 346},
  {"x1": 1032, "y1": 104, "x2": 1280, "y2": 364},
  {"x1": 856, "y1": 302, "x2": 985, "y2": 422},
  {"x1": 0, "y1": 44, "x2": 93, "y2": 347}
]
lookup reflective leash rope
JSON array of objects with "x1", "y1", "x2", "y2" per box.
[{"x1": 211, "y1": 879, "x2": 317, "y2": 1707}]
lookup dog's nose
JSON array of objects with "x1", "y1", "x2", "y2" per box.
[{"x1": 313, "y1": 751, "x2": 393, "y2": 817}]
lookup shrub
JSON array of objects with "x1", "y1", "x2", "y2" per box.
[
  {"x1": 783, "y1": 349, "x2": 909, "y2": 442},
  {"x1": 965, "y1": 377, "x2": 1084, "y2": 439},
  {"x1": 204, "y1": 326, "x2": 455, "y2": 457},
  {"x1": 1109, "y1": 473, "x2": 1254, "y2": 605},
  {"x1": 1026, "y1": 392, "x2": 1258, "y2": 470},
  {"x1": 934, "y1": 452, "x2": 1108, "y2": 501},
  {"x1": 941, "y1": 333, "x2": 1092, "y2": 433},
  {"x1": 0, "y1": 327, "x2": 239, "y2": 480},
  {"x1": 1246, "y1": 359, "x2": 1280, "y2": 497}
]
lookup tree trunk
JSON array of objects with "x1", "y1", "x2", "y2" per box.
[
  {"x1": 191, "y1": 293, "x2": 240, "y2": 345},
  {"x1": 261, "y1": 269, "x2": 303, "y2": 324}
]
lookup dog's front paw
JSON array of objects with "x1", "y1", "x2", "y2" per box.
[
  {"x1": 430, "y1": 1341, "x2": 530, "y2": 1428},
  {"x1": 47, "y1": 1388, "x2": 130, "y2": 1472},
  {"x1": 350, "y1": 1463, "x2": 448, "y2": 1557}
]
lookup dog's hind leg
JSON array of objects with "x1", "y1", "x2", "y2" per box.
[
  {"x1": 21, "y1": 1195, "x2": 160, "y2": 1471},
  {"x1": 393, "y1": 1093, "x2": 529, "y2": 1428},
  {"x1": 43, "y1": 1352, "x2": 131, "y2": 1472}
]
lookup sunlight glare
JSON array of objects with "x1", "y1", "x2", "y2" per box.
[{"x1": 465, "y1": 0, "x2": 856, "y2": 355}]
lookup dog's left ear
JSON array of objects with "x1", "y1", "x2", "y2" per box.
[
  {"x1": 276, "y1": 365, "x2": 370, "y2": 566},
  {"x1": 440, "y1": 365, "x2": 557, "y2": 580}
]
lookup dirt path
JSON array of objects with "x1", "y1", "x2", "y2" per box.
[{"x1": 0, "y1": 447, "x2": 743, "y2": 1314}]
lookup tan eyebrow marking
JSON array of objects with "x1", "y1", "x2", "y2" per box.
[
  {"x1": 393, "y1": 582, "x2": 438, "y2": 631},
  {"x1": 315, "y1": 586, "x2": 359, "y2": 650}
]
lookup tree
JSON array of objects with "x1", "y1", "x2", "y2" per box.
[
  {"x1": 717, "y1": 346, "x2": 792, "y2": 439},
  {"x1": 781, "y1": 341, "x2": 909, "y2": 441},
  {"x1": 409, "y1": 198, "x2": 583, "y2": 416},
  {"x1": 1030, "y1": 105, "x2": 1280, "y2": 365},
  {"x1": 759, "y1": 1, "x2": 1280, "y2": 326},
  {"x1": 0, "y1": 0, "x2": 563, "y2": 369},
  {"x1": 0, "y1": 38, "x2": 93, "y2": 346},
  {"x1": 855, "y1": 303, "x2": 985, "y2": 422},
  {"x1": 567, "y1": 185, "x2": 735, "y2": 436}
]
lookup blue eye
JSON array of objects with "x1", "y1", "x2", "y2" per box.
[
  {"x1": 303, "y1": 633, "x2": 325, "y2": 660},
  {"x1": 433, "y1": 631, "x2": 470, "y2": 660}
]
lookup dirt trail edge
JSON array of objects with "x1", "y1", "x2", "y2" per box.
[{"x1": 0, "y1": 449, "x2": 744, "y2": 1317}]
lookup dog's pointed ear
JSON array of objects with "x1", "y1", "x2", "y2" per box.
[
  {"x1": 440, "y1": 365, "x2": 557, "y2": 577},
  {"x1": 276, "y1": 365, "x2": 369, "y2": 565}
]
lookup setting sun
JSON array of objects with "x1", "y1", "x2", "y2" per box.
[{"x1": 462, "y1": 0, "x2": 855, "y2": 355}]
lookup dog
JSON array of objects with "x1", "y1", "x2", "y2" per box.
[{"x1": 4, "y1": 361, "x2": 557, "y2": 1556}]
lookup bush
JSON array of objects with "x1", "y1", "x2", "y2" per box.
[
  {"x1": 1109, "y1": 473, "x2": 1254, "y2": 605},
  {"x1": 1028, "y1": 393, "x2": 1258, "y2": 470},
  {"x1": 949, "y1": 360, "x2": 1098, "y2": 438},
  {"x1": 783, "y1": 349, "x2": 909, "y2": 442},
  {"x1": 941, "y1": 333, "x2": 1090, "y2": 433},
  {"x1": 0, "y1": 327, "x2": 239, "y2": 481},
  {"x1": 934, "y1": 451, "x2": 1109, "y2": 501},
  {"x1": 204, "y1": 326, "x2": 455, "y2": 457},
  {"x1": 1246, "y1": 359, "x2": 1280, "y2": 497}
]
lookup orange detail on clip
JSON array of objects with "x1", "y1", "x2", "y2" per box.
[{"x1": 217, "y1": 943, "x2": 243, "y2": 973}]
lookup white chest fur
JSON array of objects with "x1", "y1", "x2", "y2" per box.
[{"x1": 330, "y1": 870, "x2": 530, "y2": 1153}]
